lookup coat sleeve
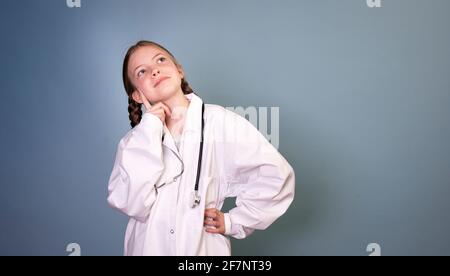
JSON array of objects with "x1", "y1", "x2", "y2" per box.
[
  {"x1": 222, "y1": 112, "x2": 295, "y2": 239},
  {"x1": 107, "y1": 113, "x2": 165, "y2": 222}
]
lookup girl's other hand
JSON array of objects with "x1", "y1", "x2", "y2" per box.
[
  {"x1": 138, "y1": 90, "x2": 171, "y2": 125},
  {"x1": 204, "y1": 208, "x2": 225, "y2": 234}
]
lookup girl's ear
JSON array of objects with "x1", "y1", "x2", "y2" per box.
[
  {"x1": 131, "y1": 90, "x2": 142, "y2": 104},
  {"x1": 177, "y1": 64, "x2": 185, "y2": 79}
]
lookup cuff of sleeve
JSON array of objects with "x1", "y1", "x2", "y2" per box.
[
  {"x1": 224, "y1": 213, "x2": 232, "y2": 236},
  {"x1": 140, "y1": 113, "x2": 164, "y2": 134},
  {"x1": 141, "y1": 112, "x2": 163, "y2": 126}
]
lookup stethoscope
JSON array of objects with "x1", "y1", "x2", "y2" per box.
[{"x1": 153, "y1": 102, "x2": 205, "y2": 208}]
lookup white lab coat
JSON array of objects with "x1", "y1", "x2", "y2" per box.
[{"x1": 107, "y1": 93, "x2": 295, "y2": 256}]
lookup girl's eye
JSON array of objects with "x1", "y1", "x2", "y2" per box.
[
  {"x1": 137, "y1": 69, "x2": 146, "y2": 77},
  {"x1": 157, "y1": 57, "x2": 166, "y2": 63}
]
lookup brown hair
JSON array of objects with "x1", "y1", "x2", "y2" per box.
[{"x1": 122, "y1": 40, "x2": 194, "y2": 128}]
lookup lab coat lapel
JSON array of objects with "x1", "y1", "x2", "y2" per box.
[
  {"x1": 179, "y1": 93, "x2": 203, "y2": 164},
  {"x1": 162, "y1": 125, "x2": 178, "y2": 154},
  {"x1": 161, "y1": 93, "x2": 203, "y2": 156}
]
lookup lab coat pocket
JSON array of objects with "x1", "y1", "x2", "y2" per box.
[
  {"x1": 203, "y1": 176, "x2": 220, "y2": 209},
  {"x1": 198, "y1": 176, "x2": 231, "y2": 255}
]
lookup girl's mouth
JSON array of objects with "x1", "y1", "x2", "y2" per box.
[{"x1": 154, "y1": 76, "x2": 170, "y2": 87}]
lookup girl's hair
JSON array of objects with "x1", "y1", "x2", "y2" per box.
[{"x1": 122, "y1": 40, "x2": 194, "y2": 128}]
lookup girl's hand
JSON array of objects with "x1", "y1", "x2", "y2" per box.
[
  {"x1": 204, "y1": 208, "x2": 225, "y2": 234},
  {"x1": 138, "y1": 90, "x2": 171, "y2": 125}
]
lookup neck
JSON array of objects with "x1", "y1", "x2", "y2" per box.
[{"x1": 163, "y1": 90, "x2": 190, "y2": 129}]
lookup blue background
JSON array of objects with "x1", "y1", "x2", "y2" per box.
[{"x1": 0, "y1": 0, "x2": 449, "y2": 255}]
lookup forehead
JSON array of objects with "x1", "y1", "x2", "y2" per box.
[{"x1": 128, "y1": 46, "x2": 168, "y2": 72}]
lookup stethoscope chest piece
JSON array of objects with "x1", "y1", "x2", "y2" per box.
[{"x1": 191, "y1": 191, "x2": 201, "y2": 208}]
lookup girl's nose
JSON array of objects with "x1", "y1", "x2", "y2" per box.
[{"x1": 152, "y1": 68, "x2": 160, "y2": 77}]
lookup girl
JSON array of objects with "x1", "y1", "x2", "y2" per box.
[{"x1": 107, "y1": 40, "x2": 295, "y2": 256}]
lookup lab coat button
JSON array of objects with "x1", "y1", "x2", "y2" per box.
[{"x1": 170, "y1": 229, "x2": 175, "y2": 234}]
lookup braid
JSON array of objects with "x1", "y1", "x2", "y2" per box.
[
  {"x1": 181, "y1": 78, "x2": 194, "y2": 95},
  {"x1": 128, "y1": 97, "x2": 142, "y2": 128}
]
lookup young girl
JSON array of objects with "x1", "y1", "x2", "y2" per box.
[{"x1": 107, "y1": 40, "x2": 295, "y2": 256}]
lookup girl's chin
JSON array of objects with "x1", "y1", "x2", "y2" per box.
[{"x1": 151, "y1": 88, "x2": 179, "y2": 101}]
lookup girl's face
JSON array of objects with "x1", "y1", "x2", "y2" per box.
[{"x1": 128, "y1": 45, "x2": 184, "y2": 105}]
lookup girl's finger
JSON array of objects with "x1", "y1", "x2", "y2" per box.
[
  {"x1": 149, "y1": 104, "x2": 163, "y2": 113},
  {"x1": 138, "y1": 90, "x2": 152, "y2": 111},
  {"x1": 146, "y1": 105, "x2": 166, "y2": 124},
  {"x1": 204, "y1": 211, "x2": 217, "y2": 219},
  {"x1": 205, "y1": 208, "x2": 218, "y2": 215},
  {"x1": 158, "y1": 103, "x2": 172, "y2": 118},
  {"x1": 150, "y1": 102, "x2": 172, "y2": 118},
  {"x1": 205, "y1": 227, "x2": 223, "y2": 234},
  {"x1": 203, "y1": 219, "x2": 218, "y2": 227}
]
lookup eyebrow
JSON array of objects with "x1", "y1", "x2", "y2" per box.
[{"x1": 133, "y1": 52, "x2": 164, "y2": 75}]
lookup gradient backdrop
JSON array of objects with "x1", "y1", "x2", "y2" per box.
[{"x1": 0, "y1": 0, "x2": 449, "y2": 255}]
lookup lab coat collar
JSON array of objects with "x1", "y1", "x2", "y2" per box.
[
  {"x1": 182, "y1": 92, "x2": 203, "y2": 133},
  {"x1": 162, "y1": 92, "x2": 203, "y2": 154}
]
